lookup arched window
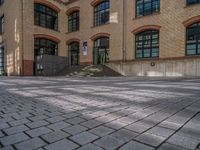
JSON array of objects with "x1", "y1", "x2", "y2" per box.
[
  {"x1": 34, "y1": 3, "x2": 58, "y2": 30},
  {"x1": 34, "y1": 38, "x2": 58, "y2": 56},
  {"x1": 186, "y1": 21, "x2": 200, "y2": 56},
  {"x1": 68, "y1": 42, "x2": 80, "y2": 65},
  {"x1": 135, "y1": 30, "x2": 159, "y2": 59},
  {"x1": 187, "y1": 0, "x2": 200, "y2": 5},
  {"x1": 94, "y1": 0, "x2": 110, "y2": 26},
  {"x1": 93, "y1": 37, "x2": 109, "y2": 64},
  {"x1": 136, "y1": 0, "x2": 160, "y2": 17},
  {"x1": 68, "y1": 11, "x2": 80, "y2": 32}
]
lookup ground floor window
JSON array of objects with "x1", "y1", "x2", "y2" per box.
[
  {"x1": 68, "y1": 42, "x2": 80, "y2": 66},
  {"x1": 34, "y1": 38, "x2": 58, "y2": 75},
  {"x1": 186, "y1": 21, "x2": 200, "y2": 56},
  {"x1": 93, "y1": 37, "x2": 109, "y2": 65},
  {"x1": 136, "y1": 30, "x2": 159, "y2": 59},
  {"x1": 0, "y1": 44, "x2": 4, "y2": 75}
]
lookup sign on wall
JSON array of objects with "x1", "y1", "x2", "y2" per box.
[{"x1": 82, "y1": 42, "x2": 88, "y2": 56}]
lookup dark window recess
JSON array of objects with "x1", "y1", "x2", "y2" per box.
[
  {"x1": 68, "y1": 42, "x2": 80, "y2": 65},
  {"x1": 187, "y1": 0, "x2": 200, "y2": 5},
  {"x1": 94, "y1": 0, "x2": 110, "y2": 26},
  {"x1": 34, "y1": 38, "x2": 58, "y2": 56},
  {"x1": 68, "y1": 11, "x2": 79, "y2": 32},
  {"x1": 186, "y1": 21, "x2": 200, "y2": 56},
  {"x1": 34, "y1": 3, "x2": 58, "y2": 30},
  {"x1": 0, "y1": 15, "x2": 4, "y2": 34},
  {"x1": 0, "y1": 0, "x2": 4, "y2": 6},
  {"x1": 135, "y1": 30, "x2": 159, "y2": 59},
  {"x1": 136, "y1": 0, "x2": 160, "y2": 17},
  {"x1": 0, "y1": 43, "x2": 5, "y2": 75}
]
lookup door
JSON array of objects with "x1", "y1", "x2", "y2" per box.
[{"x1": 93, "y1": 47, "x2": 109, "y2": 65}]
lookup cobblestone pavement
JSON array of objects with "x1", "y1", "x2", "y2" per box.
[{"x1": 0, "y1": 77, "x2": 200, "y2": 150}]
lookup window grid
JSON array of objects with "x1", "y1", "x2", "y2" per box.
[
  {"x1": 0, "y1": 15, "x2": 4, "y2": 35},
  {"x1": 34, "y1": 3, "x2": 58, "y2": 30},
  {"x1": 186, "y1": 22, "x2": 200, "y2": 56},
  {"x1": 68, "y1": 11, "x2": 79, "y2": 32},
  {"x1": 94, "y1": 0, "x2": 110, "y2": 26},
  {"x1": 136, "y1": 30, "x2": 159, "y2": 59},
  {"x1": 187, "y1": 0, "x2": 200, "y2": 5},
  {"x1": 69, "y1": 42, "x2": 80, "y2": 65},
  {"x1": 34, "y1": 38, "x2": 58, "y2": 56},
  {"x1": 136, "y1": 0, "x2": 160, "y2": 17},
  {"x1": 0, "y1": 44, "x2": 4, "y2": 75}
]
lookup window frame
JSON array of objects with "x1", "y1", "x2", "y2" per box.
[
  {"x1": 0, "y1": 14, "x2": 4, "y2": 35},
  {"x1": 135, "y1": 0, "x2": 160, "y2": 18},
  {"x1": 186, "y1": 0, "x2": 200, "y2": 5},
  {"x1": 186, "y1": 21, "x2": 200, "y2": 56},
  {"x1": 93, "y1": 0, "x2": 110, "y2": 27},
  {"x1": 34, "y1": 3, "x2": 58, "y2": 31},
  {"x1": 68, "y1": 11, "x2": 80, "y2": 32},
  {"x1": 135, "y1": 30, "x2": 160, "y2": 59}
]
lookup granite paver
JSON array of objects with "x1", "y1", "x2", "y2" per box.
[{"x1": 0, "y1": 77, "x2": 200, "y2": 150}]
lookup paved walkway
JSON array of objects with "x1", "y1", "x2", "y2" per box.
[{"x1": 0, "y1": 77, "x2": 200, "y2": 150}]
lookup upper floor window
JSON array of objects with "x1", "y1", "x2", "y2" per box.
[
  {"x1": 68, "y1": 11, "x2": 79, "y2": 32},
  {"x1": 187, "y1": 0, "x2": 200, "y2": 5},
  {"x1": 136, "y1": 0, "x2": 160, "y2": 17},
  {"x1": 0, "y1": 15, "x2": 4, "y2": 35},
  {"x1": 0, "y1": 0, "x2": 4, "y2": 6},
  {"x1": 135, "y1": 30, "x2": 159, "y2": 59},
  {"x1": 186, "y1": 21, "x2": 200, "y2": 56},
  {"x1": 34, "y1": 3, "x2": 58, "y2": 30},
  {"x1": 94, "y1": 0, "x2": 110, "y2": 26}
]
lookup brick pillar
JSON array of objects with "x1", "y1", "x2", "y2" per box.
[{"x1": 22, "y1": 60, "x2": 34, "y2": 76}]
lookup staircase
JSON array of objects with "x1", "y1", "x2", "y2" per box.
[{"x1": 57, "y1": 65, "x2": 122, "y2": 77}]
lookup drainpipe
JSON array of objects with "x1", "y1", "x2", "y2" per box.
[
  {"x1": 21, "y1": 0, "x2": 24, "y2": 76},
  {"x1": 122, "y1": 0, "x2": 127, "y2": 62}
]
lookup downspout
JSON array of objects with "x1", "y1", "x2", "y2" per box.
[
  {"x1": 21, "y1": 0, "x2": 24, "y2": 76},
  {"x1": 122, "y1": 0, "x2": 126, "y2": 62}
]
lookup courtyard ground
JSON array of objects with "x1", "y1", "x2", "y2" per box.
[{"x1": 0, "y1": 77, "x2": 200, "y2": 150}]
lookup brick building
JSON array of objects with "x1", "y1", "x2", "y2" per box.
[{"x1": 0, "y1": 0, "x2": 200, "y2": 76}]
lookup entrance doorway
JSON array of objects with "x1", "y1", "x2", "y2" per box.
[
  {"x1": 68, "y1": 42, "x2": 80, "y2": 66},
  {"x1": 93, "y1": 37, "x2": 109, "y2": 65}
]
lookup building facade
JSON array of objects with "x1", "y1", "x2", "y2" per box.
[{"x1": 0, "y1": 0, "x2": 200, "y2": 76}]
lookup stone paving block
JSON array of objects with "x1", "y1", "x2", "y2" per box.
[
  {"x1": 76, "y1": 143, "x2": 103, "y2": 150},
  {"x1": 44, "y1": 139, "x2": 79, "y2": 150},
  {"x1": 13, "y1": 113, "x2": 32, "y2": 120},
  {"x1": 65, "y1": 117, "x2": 86, "y2": 125},
  {"x1": 125, "y1": 121, "x2": 154, "y2": 133},
  {"x1": 0, "y1": 130, "x2": 4, "y2": 138},
  {"x1": 110, "y1": 129, "x2": 138, "y2": 142},
  {"x1": 47, "y1": 121, "x2": 71, "y2": 131},
  {"x1": 62, "y1": 125, "x2": 88, "y2": 135},
  {"x1": 45, "y1": 111, "x2": 64, "y2": 117},
  {"x1": 3, "y1": 125, "x2": 29, "y2": 135},
  {"x1": 41, "y1": 130, "x2": 70, "y2": 143},
  {"x1": 158, "y1": 143, "x2": 187, "y2": 150},
  {"x1": 9, "y1": 118, "x2": 30, "y2": 126},
  {"x1": 159, "y1": 121, "x2": 182, "y2": 130},
  {"x1": 147, "y1": 126, "x2": 175, "y2": 138},
  {"x1": 0, "y1": 133, "x2": 29, "y2": 146},
  {"x1": 105, "y1": 120, "x2": 128, "y2": 130},
  {"x1": 135, "y1": 133, "x2": 166, "y2": 147},
  {"x1": 167, "y1": 133, "x2": 199, "y2": 150},
  {"x1": 90, "y1": 126, "x2": 114, "y2": 137},
  {"x1": 81, "y1": 120, "x2": 102, "y2": 129},
  {"x1": 26, "y1": 120, "x2": 49, "y2": 129},
  {"x1": 70, "y1": 131, "x2": 99, "y2": 145},
  {"x1": 62, "y1": 112, "x2": 80, "y2": 119},
  {"x1": 0, "y1": 146, "x2": 15, "y2": 150},
  {"x1": 28, "y1": 115, "x2": 49, "y2": 122},
  {"x1": 26, "y1": 127, "x2": 52, "y2": 138},
  {"x1": 0, "y1": 122, "x2": 9, "y2": 130},
  {"x1": 94, "y1": 135, "x2": 124, "y2": 150},
  {"x1": 14, "y1": 138, "x2": 46, "y2": 150},
  {"x1": 46, "y1": 116, "x2": 65, "y2": 123},
  {"x1": 119, "y1": 140, "x2": 154, "y2": 150}
]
